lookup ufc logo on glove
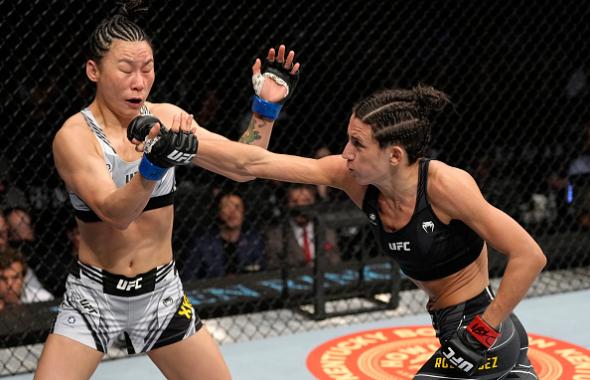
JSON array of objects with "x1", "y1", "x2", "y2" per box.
[{"x1": 167, "y1": 150, "x2": 195, "y2": 163}]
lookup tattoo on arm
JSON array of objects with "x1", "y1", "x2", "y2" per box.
[
  {"x1": 239, "y1": 130, "x2": 262, "y2": 144},
  {"x1": 239, "y1": 117, "x2": 267, "y2": 144}
]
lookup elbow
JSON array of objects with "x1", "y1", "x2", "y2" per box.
[
  {"x1": 525, "y1": 246, "x2": 547, "y2": 274},
  {"x1": 224, "y1": 172, "x2": 256, "y2": 182},
  {"x1": 97, "y1": 209, "x2": 134, "y2": 230},
  {"x1": 231, "y1": 158, "x2": 257, "y2": 182},
  {"x1": 103, "y1": 217, "x2": 132, "y2": 230},
  {"x1": 235, "y1": 175, "x2": 257, "y2": 183},
  {"x1": 535, "y1": 249, "x2": 547, "y2": 272}
]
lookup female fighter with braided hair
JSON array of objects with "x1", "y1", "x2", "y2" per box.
[
  {"x1": 36, "y1": 0, "x2": 299, "y2": 378},
  {"x1": 184, "y1": 85, "x2": 546, "y2": 379}
]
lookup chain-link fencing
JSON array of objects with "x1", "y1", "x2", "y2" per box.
[{"x1": 0, "y1": 0, "x2": 589, "y2": 375}]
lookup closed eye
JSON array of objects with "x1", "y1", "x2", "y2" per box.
[{"x1": 350, "y1": 137, "x2": 364, "y2": 149}]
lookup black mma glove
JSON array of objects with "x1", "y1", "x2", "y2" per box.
[
  {"x1": 127, "y1": 115, "x2": 198, "y2": 181},
  {"x1": 441, "y1": 315, "x2": 500, "y2": 376},
  {"x1": 251, "y1": 51, "x2": 300, "y2": 121}
]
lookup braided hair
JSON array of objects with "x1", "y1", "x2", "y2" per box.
[
  {"x1": 88, "y1": 0, "x2": 151, "y2": 62},
  {"x1": 353, "y1": 85, "x2": 450, "y2": 164}
]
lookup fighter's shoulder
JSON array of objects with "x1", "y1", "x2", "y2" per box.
[
  {"x1": 145, "y1": 102, "x2": 184, "y2": 117},
  {"x1": 147, "y1": 101, "x2": 205, "y2": 131},
  {"x1": 428, "y1": 160, "x2": 474, "y2": 188},
  {"x1": 53, "y1": 112, "x2": 97, "y2": 152},
  {"x1": 427, "y1": 159, "x2": 481, "y2": 210},
  {"x1": 55, "y1": 113, "x2": 91, "y2": 141}
]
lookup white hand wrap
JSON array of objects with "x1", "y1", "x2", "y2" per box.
[{"x1": 251, "y1": 72, "x2": 290, "y2": 99}]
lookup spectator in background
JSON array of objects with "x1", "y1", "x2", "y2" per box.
[
  {"x1": 545, "y1": 121, "x2": 590, "y2": 229},
  {"x1": 6, "y1": 207, "x2": 35, "y2": 243},
  {"x1": 196, "y1": 88, "x2": 221, "y2": 130},
  {"x1": 4, "y1": 207, "x2": 38, "y2": 273},
  {"x1": 0, "y1": 218, "x2": 53, "y2": 310},
  {"x1": 0, "y1": 212, "x2": 9, "y2": 253},
  {"x1": 266, "y1": 184, "x2": 340, "y2": 270},
  {"x1": 0, "y1": 243, "x2": 53, "y2": 311},
  {"x1": 0, "y1": 246, "x2": 27, "y2": 311},
  {"x1": 1, "y1": 210, "x2": 54, "y2": 302},
  {"x1": 180, "y1": 192, "x2": 266, "y2": 280},
  {"x1": 0, "y1": 162, "x2": 29, "y2": 211},
  {"x1": 246, "y1": 179, "x2": 287, "y2": 225},
  {"x1": 5, "y1": 207, "x2": 38, "y2": 277},
  {"x1": 4, "y1": 207, "x2": 68, "y2": 297}
]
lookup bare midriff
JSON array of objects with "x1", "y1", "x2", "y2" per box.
[
  {"x1": 76, "y1": 206, "x2": 174, "y2": 276},
  {"x1": 415, "y1": 247, "x2": 489, "y2": 311}
]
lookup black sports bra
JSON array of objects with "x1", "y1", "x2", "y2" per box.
[{"x1": 361, "y1": 159, "x2": 483, "y2": 281}]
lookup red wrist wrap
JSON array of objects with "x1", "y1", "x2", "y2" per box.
[{"x1": 466, "y1": 315, "x2": 500, "y2": 348}]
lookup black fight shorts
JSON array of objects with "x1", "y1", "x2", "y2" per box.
[{"x1": 415, "y1": 287, "x2": 537, "y2": 379}]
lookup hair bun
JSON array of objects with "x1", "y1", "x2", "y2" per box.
[
  {"x1": 413, "y1": 84, "x2": 450, "y2": 117},
  {"x1": 116, "y1": 0, "x2": 148, "y2": 18}
]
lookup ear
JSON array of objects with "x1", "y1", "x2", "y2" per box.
[
  {"x1": 86, "y1": 60, "x2": 100, "y2": 82},
  {"x1": 388, "y1": 146, "x2": 404, "y2": 166}
]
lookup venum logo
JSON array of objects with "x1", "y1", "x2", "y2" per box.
[
  {"x1": 388, "y1": 241, "x2": 411, "y2": 252},
  {"x1": 116, "y1": 277, "x2": 143, "y2": 291},
  {"x1": 163, "y1": 296, "x2": 174, "y2": 307},
  {"x1": 422, "y1": 221, "x2": 435, "y2": 233},
  {"x1": 368, "y1": 213, "x2": 378, "y2": 225}
]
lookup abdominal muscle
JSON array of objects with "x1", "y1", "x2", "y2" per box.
[
  {"x1": 76, "y1": 206, "x2": 174, "y2": 276},
  {"x1": 415, "y1": 246, "x2": 490, "y2": 311}
]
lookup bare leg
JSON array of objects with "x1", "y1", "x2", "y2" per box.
[
  {"x1": 148, "y1": 327, "x2": 231, "y2": 380},
  {"x1": 34, "y1": 334, "x2": 104, "y2": 380}
]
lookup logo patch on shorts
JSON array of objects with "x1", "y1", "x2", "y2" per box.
[
  {"x1": 306, "y1": 325, "x2": 590, "y2": 379},
  {"x1": 177, "y1": 294, "x2": 193, "y2": 320},
  {"x1": 163, "y1": 296, "x2": 174, "y2": 307},
  {"x1": 80, "y1": 299, "x2": 97, "y2": 314},
  {"x1": 67, "y1": 316, "x2": 76, "y2": 324},
  {"x1": 116, "y1": 277, "x2": 143, "y2": 291}
]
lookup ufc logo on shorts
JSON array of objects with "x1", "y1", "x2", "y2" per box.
[
  {"x1": 442, "y1": 346, "x2": 475, "y2": 373},
  {"x1": 167, "y1": 150, "x2": 195, "y2": 163},
  {"x1": 116, "y1": 277, "x2": 143, "y2": 291},
  {"x1": 388, "y1": 241, "x2": 411, "y2": 252}
]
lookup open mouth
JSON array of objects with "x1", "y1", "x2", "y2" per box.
[{"x1": 126, "y1": 98, "x2": 143, "y2": 105}]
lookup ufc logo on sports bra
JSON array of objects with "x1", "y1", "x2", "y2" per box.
[
  {"x1": 167, "y1": 150, "x2": 195, "y2": 164},
  {"x1": 116, "y1": 277, "x2": 143, "y2": 291},
  {"x1": 388, "y1": 241, "x2": 411, "y2": 252}
]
